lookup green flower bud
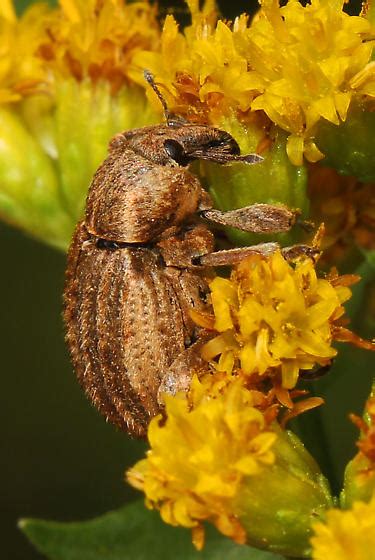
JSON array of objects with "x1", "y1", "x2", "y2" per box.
[
  {"x1": 0, "y1": 108, "x2": 71, "y2": 250},
  {"x1": 315, "y1": 103, "x2": 375, "y2": 183},
  {"x1": 234, "y1": 427, "x2": 333, "y2": 558}
]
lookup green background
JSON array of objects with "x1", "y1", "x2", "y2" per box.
[{"x1": 2, "y1": 1, "x2": 369, "y2": 559}]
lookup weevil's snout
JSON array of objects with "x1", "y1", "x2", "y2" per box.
[
  {"x1": 183, "y1": 128, "x2": 240, "y2": 162},
  {"x1": 197, "y1": 130, "x2": 264, "y2": 165},
  {"x1": 167, "y1": 126, "x2": 262, "y2": 166}
]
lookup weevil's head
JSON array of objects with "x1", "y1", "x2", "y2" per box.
[
  {"x1": 116, "y1": 70, "x2": 262, "y2": 167},
  {"x1": 121, "y1": 121, "x2": 262, "y2": 167}
]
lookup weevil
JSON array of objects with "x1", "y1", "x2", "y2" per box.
[{"x1": 63, "y1": 72, "x2": 313, "y2": 437}]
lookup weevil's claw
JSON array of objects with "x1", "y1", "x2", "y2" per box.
[
  {"x1": 242, "y1": 153, "x2": 264, "y2": 164},
  {"x1": 281, "y1": 244, "x2": 321, "y2": 262}
]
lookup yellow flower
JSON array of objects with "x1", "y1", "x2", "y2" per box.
[
  {"x1": 311, "y1": 494, "x2": 375, "y2": 560},
  {"x1": 0, "y1": 0, "x2": 52, "y2": 103},
  {"x1": 127, "y1": 373, "x2": 333, "y2": 555},
  {"x1": 249, "y1": 0, "x2": 375, "y2": 166},
  {"x1": 0, "y1": 0, "x2": 160, "y2": 103},
  {"x1": 127, "y1": 375, "x2": 276, "y2": 549},
  {"x1": 133, "y1": 0, "x2": 374, "y2": 166},
  {"x1": 38, "y1": 0, "x2": 160, "y2": 94},
  {"x1": 194, "y1": 251, "x2": 374, "y2": 389}
]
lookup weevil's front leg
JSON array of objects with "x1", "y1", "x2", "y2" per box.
[
  {"x1": 200, "y1": 203, "x2": 300, "y2": 233},
  {"x1": 196, "y1": 242, "x2": 319, "y2": 266}
]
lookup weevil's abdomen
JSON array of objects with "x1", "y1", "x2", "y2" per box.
[{"x1": 63, "y1": 223, "x2": 209, "y2": 437}]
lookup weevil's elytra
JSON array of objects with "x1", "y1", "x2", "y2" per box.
[{"x1": 63, "y1": 72, "x2": 311, "y2": 437}]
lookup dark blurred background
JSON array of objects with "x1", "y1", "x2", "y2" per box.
[{"x1": 2, "y1": 1, "x2": 367, "y2": 559}]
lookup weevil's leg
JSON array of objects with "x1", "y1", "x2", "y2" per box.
[
  {"x1": 196, "y1": 242, "x2": 319, "y2": 266},
  {"x1": 200, "y1": 203, "x2": 299, "y2": 234},
  {"x1": 157, "y1": 336, "x2": 212, "y2": 404},
  {"x1": 282, "y1": 244, "x2": 320, "y2": 262}
]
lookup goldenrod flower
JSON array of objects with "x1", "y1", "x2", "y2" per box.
[
  {"x1": 39, "y1": 0, "x2": 160, "y2": 94},
  {"x1": 1, "y1": 0, "x2": 160, "y2": 102},
  {"x1": 0, "y1": 0, "x2": 160, "y2": 248},
  {"x1": 311, "y1": 494, "x2": 375, "y2": 560},
  {"x1": 249, "y1": 0, "x2": 375, "y2": 167},
  {"x1": 134, "y1": 0, "x2": 374, "y2": 166},
  {"x1": 193, "y1": 251, "x2": 374, "y2": 389},
  {"x1": 128, "y1": 376, "x2": 274, "y2": 549},
  {"x1": 0, "y1": 1, "x2": 50, "y2": 103},
  {"x1": 127, "y1": 374, "x2": 333, "y2": 556}
]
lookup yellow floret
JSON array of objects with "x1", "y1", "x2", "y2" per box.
[{"x1": 311, "y1": 494, "x2": 375, "y2": 560}]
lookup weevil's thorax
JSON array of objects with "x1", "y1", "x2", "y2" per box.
[{"x1": 84, "y1": 124, "x2": 221, "y2": 244}]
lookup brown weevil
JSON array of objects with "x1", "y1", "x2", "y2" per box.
[{"x1": 63, "y1": 71, "x2": 313, "y2": 437}]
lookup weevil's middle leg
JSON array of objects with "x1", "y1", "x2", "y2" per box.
[
  {"x1": 196, "y1": 242, "x2": 319, "y2": 266},
  {"x1": 200, "y1": 203, "x2": 300, "y2": 234}
]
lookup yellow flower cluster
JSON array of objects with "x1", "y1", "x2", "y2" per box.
[
  {"x1": 127, "y1": 375, "x2": 277, "y2": 550},
  {"x1": 249, "y1": 0, "x2": 375, "y2": 165},
  {"x1": 0, "y1": 0, "x2": 160, "y2": 102},
  {"x1": 194, "y1": 251, "x2": 368, "y2": 389},
  {"x1": 133, "y1": 0, "x2": 375, "y2": 165},
  {"x1": 311, "y1": 494, "x2": 375, "y2": 560}
]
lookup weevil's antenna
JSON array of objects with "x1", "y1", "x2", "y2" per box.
[
  {"x1": 143, "y1": 69, "x2": 187, "y2": 127},
  {"x1": 144, "y1": 70, "x2": 170, "y2": 118}
]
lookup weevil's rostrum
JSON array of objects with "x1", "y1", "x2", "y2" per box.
[{"x1": 63, "y1": 74, "x2": 308, "y2": 437}]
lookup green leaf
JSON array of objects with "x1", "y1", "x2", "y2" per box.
[{"x1": 20, "y1": 501, "x2": 285, "y2": 560}]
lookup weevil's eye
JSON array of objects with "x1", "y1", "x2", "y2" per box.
[{"x1": 164, "y1": 139, "x2": 190, "y2": 166}]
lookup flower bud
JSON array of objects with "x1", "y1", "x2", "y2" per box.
[
  {"x1": 341, "y1": 386, "x2": 375, "y2": 507},
  {"x1": 0, "y1": 107, "x2": 71, "y2": 250},
  {"x1": 234, "y1": 427, "x2": 333, "y2": 558},
  {"x1": 315, "y1": 104, "x2": 375, "y2": 183}
]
